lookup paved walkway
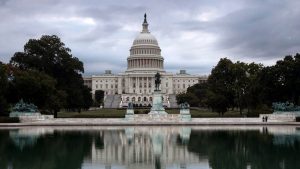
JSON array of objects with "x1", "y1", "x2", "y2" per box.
[{"x1": 0, "y1": 115, "x2": 299, "y2": 126}]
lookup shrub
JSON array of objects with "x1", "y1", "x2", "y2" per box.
[
  {"x1": 143, "y1": 110, "x2": 149, "y2": 114},
  {"x1": 0, "y1": 117, "x2": 20, "y2": 123}
]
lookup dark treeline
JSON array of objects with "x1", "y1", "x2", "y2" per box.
[
  {"x1": 0, "y1": 130, "x2": 97, "y2": 169},
  {"x1": 177, "y1": 54, "x2": 300, "y2": 116},
  {"x1": 0, "y1": 35, "x2": 93, "y2": 117},
  {"x1": 187, "y1": 130, "x2": 300, "y2": 169}
]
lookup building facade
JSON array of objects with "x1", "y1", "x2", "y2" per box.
[{"x1": 83, "y1": 14, "x2": 207, "y2": 108}]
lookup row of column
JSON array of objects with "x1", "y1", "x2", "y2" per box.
[
  {"x1": 128, "y1": 59, "x2": 163, "y2": 69},
  {"x1": 128, "y1": 76, "x2": 153, "y2": 93},
  {"x1": 130, "y1": 48, "x2": 160, "y2": 55}
]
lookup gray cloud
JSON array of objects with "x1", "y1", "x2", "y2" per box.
[{"x1": 0, "y1": 0, "x2": 299, "y2": 75}]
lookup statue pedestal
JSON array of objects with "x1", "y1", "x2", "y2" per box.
[
  {"x1": 179, "y1": 109, "x2": 191, "y2": 121},
  {"x1": 125, "y1": 109, "x2": 135, "y2": 120},
  {"x1": 149, "y1": 90, "x2": 167, "y2": 115},
  {"x1": 10, "y1": 112, "x2": 41, "y2": 118}
]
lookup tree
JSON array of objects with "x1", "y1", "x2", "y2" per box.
[
  {"x1": 187, "y1": 83, "x2": 209, "y2": 107},
  {"x1": 231, "y1": 61, "x2": 249, "y2": 115},
  {"x1": 7, "y1": 68, "x2": 64, "y2": 114},
  {"x1": 95, "y1": 90, "x2": 105, "y2": 106},
  {"x1": 206, "y1": 91, "x2": 229, "y2": 116},
  {"x1": 257, "y1": 55, "x2": 300, "y2": 106},
  {"x1": 0, "y1": 62, "x2": 9, "y2": 115},
  {"x1": 9, "y1": 35, "x2": 92, "y2": 113},
  {"x1": 207, "y1": 58, "x2": 235, "y2": 114},
  {"x1": 243, "y1": 62, "x2": 264, "y2": 113},
  {"x1": 273, "y1": 54, "x2": 300, "y2": 104},
  {"x1": 176, "y1": 92, "x2": 199, "y2": 107},
  {"x1": 82, "y1": 86, "x2": 93, "y2": 110},
  {"x1": 176, "y1": 54, "x2": 300, "y2": 116}
]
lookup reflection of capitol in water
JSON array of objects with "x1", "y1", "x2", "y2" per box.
[
  {"x1": 88, "y1": 127, "x2": 205, "y2": 169},
  {"x1": 5, "y1": 126, "x2": 300, "y2": 169}
]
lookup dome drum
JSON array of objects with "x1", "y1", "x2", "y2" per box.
[
  {"x1": 127, "y1": 58, "x2": 164, "y2": 70},
  {"x1": 130, "y1": 48, "x2": 161, "y2": 56}
]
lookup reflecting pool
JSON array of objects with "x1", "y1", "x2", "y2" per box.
[{"x1": 0, "y1": 126, "x2": 300, "y2": 169}]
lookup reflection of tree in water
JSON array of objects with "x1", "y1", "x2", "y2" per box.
[
  {"x1": 0, "y1": 130, "x2": 102, "y2": 169},
  {"x1": 188, "y1": 130, "x2": 300, "y2": 169}
]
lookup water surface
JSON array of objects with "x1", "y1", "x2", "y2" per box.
[{"x1": 0, "y1": 126, "x2": 299, "y2": 169}]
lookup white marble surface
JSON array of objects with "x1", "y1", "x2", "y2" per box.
[{"x1": 0, "y1": 114, "x2": 299, "y2": 126}]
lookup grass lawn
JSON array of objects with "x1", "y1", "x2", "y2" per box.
[
  {"x1": 58, "y1": 108, "x2": 247, "y2": 118},
  {"x1": 58, "y1": 109, "x2": 126, "y2": 118}
]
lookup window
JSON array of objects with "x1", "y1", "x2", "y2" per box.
[
  {"x1": 105, "y1": 84, "x2": 108, "y2": 89},
  {"x1": 126, "y1": 97, "x2": 129, "y2": 101},
  {"x1": 96, "y1": 85, "x2": 98, "y2": 89},
  {"x1": 111, "y1": 84, "x2": 113, "y2": 89},
  {"x1": 166, "y1": 82, "x2": 168, "y2": 87},
  {"x1": 144, "y1": 97, "x2": 147, "y2": 101}
]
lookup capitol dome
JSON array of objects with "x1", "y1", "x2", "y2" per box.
[
  {"x1": 127, "y1": 14, "x2": 164, "y2": 72},
  {"x1": 132, "y1": 33, "x2": 159, "y2": 46}
]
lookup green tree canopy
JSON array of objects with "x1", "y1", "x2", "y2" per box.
[
  {"x1": 95, "y1": 90, "x2": 105, "y2": 106},
  {"x1": 9, "y1": 35, "x2": 92, "y2": 114},
  {"x1": 0, "y1": 62, "x2": 9, "y2": 114}
]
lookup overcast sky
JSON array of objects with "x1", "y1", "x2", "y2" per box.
[{"x1": 0, "y1": 0, "x2": 299, "y2": 75}]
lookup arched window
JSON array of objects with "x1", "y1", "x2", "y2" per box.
[
  {"x1": 144, "y1": 97, "x2": 147, "y2": 101},
  {"x1": 132, "y1": 97, "x2": 135, "y2": 102},
  {"x1": 138, "y1": 97, "x2": 141, "y2": 101},
  {"x1": 150, "y1": 97, "x2": 152, "y2": 101}
]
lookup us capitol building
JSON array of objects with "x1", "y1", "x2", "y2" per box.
[{"x1": 84, "y1": 14, "x2": 207, "y2": 108}]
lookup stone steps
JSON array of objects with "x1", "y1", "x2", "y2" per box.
[
  {"x1": 103, "y1": 95, "x2": 114, "y2": 108},
  {"x1": 104, "y1": 95, "x2": 122, "y2": 108}
]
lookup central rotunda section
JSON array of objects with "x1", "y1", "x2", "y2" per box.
[{"x1": 126, "y1": 14, "x2": 165, "y2": 72}]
